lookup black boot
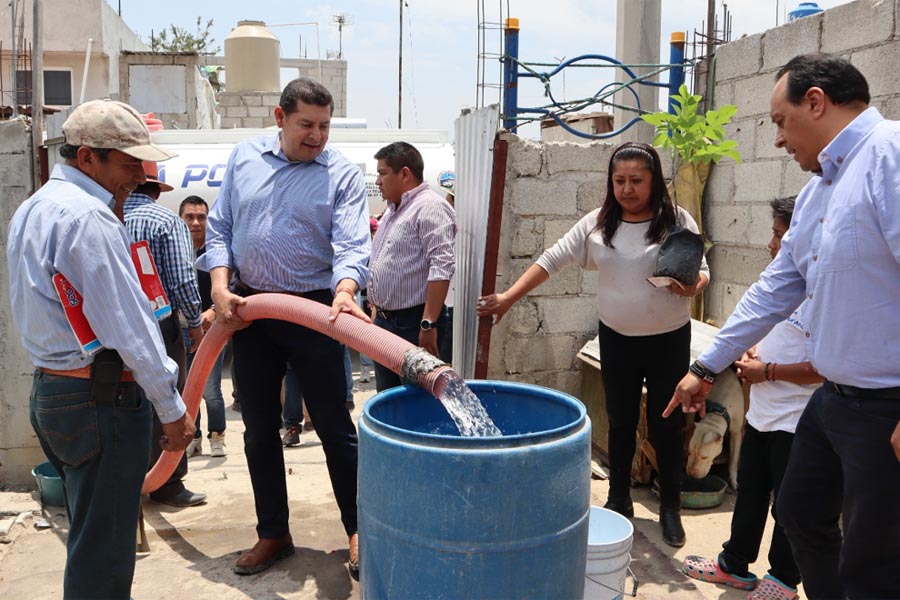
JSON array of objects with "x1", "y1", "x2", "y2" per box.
[
  {"x1": 603, "y1": 497, "x2": 634, "y2": 519},
  {"x1": 660, "y1": 507, "x2": 685, "y2": 547}
]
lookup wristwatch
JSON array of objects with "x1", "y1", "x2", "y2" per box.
[
  {"x1": 420, "y1": 318, "x2": 435, "y2": 331},
  {"x1": 689, "y1": 360, "x2": 717, "y2": 384}
]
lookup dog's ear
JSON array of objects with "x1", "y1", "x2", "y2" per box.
[{"x1": 702, "y1": 431, "x2": 724, "y2": 444}]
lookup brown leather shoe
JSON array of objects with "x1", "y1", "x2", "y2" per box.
[
  {"x1": 233, "y1": 534, "x2": 295, "y2": 575},
  {"x1": 348, "y1": 533, "x2": 359, "y2": 578}
]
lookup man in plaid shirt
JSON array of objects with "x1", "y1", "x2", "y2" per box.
[{"x1": 124, "y1": 161, "x2": 207, "y2": 508}]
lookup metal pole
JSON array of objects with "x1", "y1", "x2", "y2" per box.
[
  {"x1": 398, "y1": 0, "x2": 403, "y2": 128},
  {"x1": 32, "y1": 0, "x2": 43, "y2": 189},
  {"x1": 11, "y1": 0, "x2": 17, "y2": 116},
  {"x1": 501, "y1": 18, "x2": 519, "y2": 131},
  {"x1": 668, "y1": 32, "x2": 685, "y2": 114}
]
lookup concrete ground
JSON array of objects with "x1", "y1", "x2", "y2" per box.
[{"x1": 0, "y1": 363, "x2": 798, "y2": 599}]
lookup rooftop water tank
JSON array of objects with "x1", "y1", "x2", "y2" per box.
[
  {"x1": 224, "y1": 20, "x2": 280, "y2": 92},
  {"x1": 788, "y1": 2, "x2": 824, "y2": 21}
]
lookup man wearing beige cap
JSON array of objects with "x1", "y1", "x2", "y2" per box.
[{"x1": 7, "y1": 99, "x2": 195, "y2": 599}]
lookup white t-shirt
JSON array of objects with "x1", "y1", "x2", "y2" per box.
[
  {"x1": 536, "y1": 207, "x2": 709, "y2": 336},
  {"x1": 747, "y1": 303, "x2": 819, "y2": 433}
]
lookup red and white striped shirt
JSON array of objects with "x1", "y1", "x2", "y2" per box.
[{"x1": 368, "y1": 183, "x2": 456, "y2": 310}]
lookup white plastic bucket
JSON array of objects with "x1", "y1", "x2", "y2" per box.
[{"x1": 584, "y1": 506, "x2": 634, "y2": 600}]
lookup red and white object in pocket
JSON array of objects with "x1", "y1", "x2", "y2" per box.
[
  {"x1": 131, "y1": 240, "x2": 172, "y2": 321},
  {"x1": 52, "y1": 273, "x2": 102, "y2": 355}
]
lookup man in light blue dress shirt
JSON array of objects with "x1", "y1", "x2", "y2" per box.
[
  {"x1": 206, "y1": 78, "x2": 370, "y2": 578},
  {"x1": 6, "y1": 99, "x2": 195, "y2": 599},
  {"x1": 667, "y1": 55, "x2": 900, "y2": 598}
]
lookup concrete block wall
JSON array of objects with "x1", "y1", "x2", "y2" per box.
[
  {"x1": 0, "y1": 119, "x2": 44, "y2": 485},
  {"x1": 119, "y1": 52, "x2": 205, "y2": 129},
  {"x1": 486, "y1": 133, "x2": 617, "y2": 398},
  {"x1": 704, "y1": 0, "x2": 900, "y2": 324},
  {"x1": 217, "y1": 92, "x2": 281, "y2": 128}
]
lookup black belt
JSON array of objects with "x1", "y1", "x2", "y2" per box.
[
  {"x1": 828, "y1": 381, "x2": 900, "y2": 400},
  {"x1": 375, "y1": 303, "x2": 425, "y2": 321}
]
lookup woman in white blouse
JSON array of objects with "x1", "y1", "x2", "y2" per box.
[{"x1": 478, "y1": 142, "x2": 708, "y2": 547}]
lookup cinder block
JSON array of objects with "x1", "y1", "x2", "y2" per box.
[
  {"x1": 544, "y1": 218, "x2": 579, "y2": 250},
  {"x1": 823, "y1": 0, "x2": 893, "y2": 54},
  {"x1": 242, "y1": 94, "x2": 263, "y2": 107},
  {"x1": 0, "y1": 156, "x2": 32, "y2": 189},
  {"x1": 748, "y1": 202, "x2": 777, "y2": 247},
  {"x1": 754, "y1": 119, "x2": 787, "y2": 160},
  {"x1": 851, "y1": 41, "x2": 900, "y2": 99},
  {"x1": 536, "y1": 296, "x2": 597, "y2": 334},
  {"x1": 763, "y1": 12, "x2": 822, "y2": 71},
  {"x1": 216, "y1": 93, "x2": 242, "y2": 107},
  {"x1": 712, "y1": 82, "x2": 735, "y2": 111},
  {"x1": 220, "y1": 117, "x2": 242, "y2": 129},
  {"x1": 511, "y1": 219, "x2": 541, "y2": 256},
  {"x1": 529, "y1": 368, "x2": 583, "y2": 397},
  {"x1": 706, "y1": 161, "x2": 735, "y2": 206},
  {"x1": 723, "y1": 119, "x2": 756, "y2": 164},
  {"x1": 505, "y1": 334, "x2": 578, "y2": 373},
  {"x1": 260, "y1": 116, "x2": 277, "y2": 128},
  {"x1": 581, "y1": 269, "x2": 600, "y2": 295},
  {"x1": 715, "y1": 33, "x2": 763, "y2": 82},
  {"x1": 226, "y1": 106, "x2": 248, "y2": 118},
  {"x1": 706, "y1": 279, "x2": 751, "y2": 326},
  {"x1": 543, "y1": 141, "x2": 615, "y2": 175},
  {"x1": 707, "y1": 245, "x2": 771, "y2": 287},
  {"x1": 242, "y1": 117, "x2": 265, "y2": 128},
  {"x1": 782, "y1": 160, "x2": 813, "y2": 197},
  {"x1": 733, "y1": 160, "x2": 783, "y2": 204},
  {"x1": 734, "y1": 73, "x2": 776, "y2": 118},
  {"x1": 263, "y1": 94, "x2": 281, "y2": 107},
  {"x1": 248, "y1": 106, "x2": 271, "y2": 118},
  {"x1": 504, "y1": 134, "x2": 543, "y2": 177},
  {"x1": 577, "y1": 179, "x2": 604, "y2": 213},
  {"x1": 507, "y1": 178, "x2": 578, "y2": 216},
  {"x1": 707, "y1": 204, "x2": 751, "y2": 245},
  {"x1": 538, "y1": 264, "x2": 581, "y2": 296},
  {"x1": 506, "y1": 301, "x2": 540, "y2": 335}
]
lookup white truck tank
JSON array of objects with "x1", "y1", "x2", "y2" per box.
[{"x1": 150, "y1": 128, "x2": 455, "y2": 216}]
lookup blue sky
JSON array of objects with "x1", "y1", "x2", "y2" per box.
[{"x1": 110, "y1": 0, "x2": 850, "y2": 137}]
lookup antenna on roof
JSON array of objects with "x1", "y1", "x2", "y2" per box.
[{"x1": 331, "y1": 13, "x2": 353, "y2": 60}]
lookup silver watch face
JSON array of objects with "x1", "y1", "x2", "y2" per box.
[{"x1": 420, "y1": 319, "x2": 433, "y2": 330}]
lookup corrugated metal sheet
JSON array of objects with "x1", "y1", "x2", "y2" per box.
[{"x1": 452, "y1": 106, "x2": 499, "y2": 378}]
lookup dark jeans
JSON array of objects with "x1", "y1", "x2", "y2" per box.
[
  {"x1": 596, "y1": 320, "x2": 689, "y2": 509},
  {"x1": 776, "y1": 384, "x2": 900, "y2": 599},
  {"x1": 374, "y1": 305, "x2": 447, "y2": 392},
  {"x1": 283, "y1": 363, "x2": 303, "y2": 428},
  {"x1": 720, "y1": 424, "x2": 800, "y2": 587},
  {"x1": 232, "y1": 289, "x2": 358, "y2": 538},
  {"x1": 30, "y1": 371, "x2": 151, "y2": 600},
  {"x1": 439, "y1": 306, "x2": 454, "y2": 364},
  {"x1": 148, "y1": 315, "x2": 188, "y2": 499}
]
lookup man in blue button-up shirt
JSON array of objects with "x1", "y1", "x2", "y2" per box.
[
  {"x1": 667, "y1": 55, "x2": 900, "y2": 598},
  {"x1": 206, "y1": 78, "x2": 370, "y2": 577}
]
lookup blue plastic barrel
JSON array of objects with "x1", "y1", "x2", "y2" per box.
[
  {"x1": 358, "y1": 380, "x2": 591, "y2": 599},
  {"x1": 788, "y1": 2, "x2": 824, "y2": 21}
]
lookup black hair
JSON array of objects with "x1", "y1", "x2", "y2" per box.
[
  {"x1": 597, "y1": 142, "x2": 677, "y2": 247},
  {"x1": 279, "y1": 77, "x2": 334, "y2": 115},
  {"x1": 770, "y1": 196, "x2": 796, "y2": 224},
  {"x1": 59, "y1": 144, "x2": 111, "y2": 162},
  {"x1": 373, "y1": 142, "x2": 425, "y2": 182},
  {"x1": 179, "y1": 195, "x2": 209, "y2": 217},
  {"x1": 776, "y1": 54, "x2": 870, "y2": 106}
]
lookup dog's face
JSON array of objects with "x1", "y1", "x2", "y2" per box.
[{"x1": 685, "y1": 414, "x2": 727, "y2": 479}]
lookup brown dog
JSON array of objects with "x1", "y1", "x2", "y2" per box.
[{"x1": 685, "y1": 368, "x2": 744, "y2": 489}]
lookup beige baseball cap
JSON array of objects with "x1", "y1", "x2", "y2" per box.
[{"x1": 62, "y1": 99, "x2": 175, "y2": 162}]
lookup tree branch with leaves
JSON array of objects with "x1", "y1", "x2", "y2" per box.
[{"x1": 150, "y1": 17, "x2": 220, "y2": 54}]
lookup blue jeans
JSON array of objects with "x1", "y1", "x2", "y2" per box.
[
  {"x1": 184, "y1": 341, "x2": 227, "y2": 437},
  {"x1": 343, "y1": 347, "x2": 353, "y2": 401},
  {"x1": 29, "y1": 371, "x2": 151, "y2": 600}
]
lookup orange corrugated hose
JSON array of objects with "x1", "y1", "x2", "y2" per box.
[{"x1": 143, "y1": 293, "x2": 452, "y2": 493}]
